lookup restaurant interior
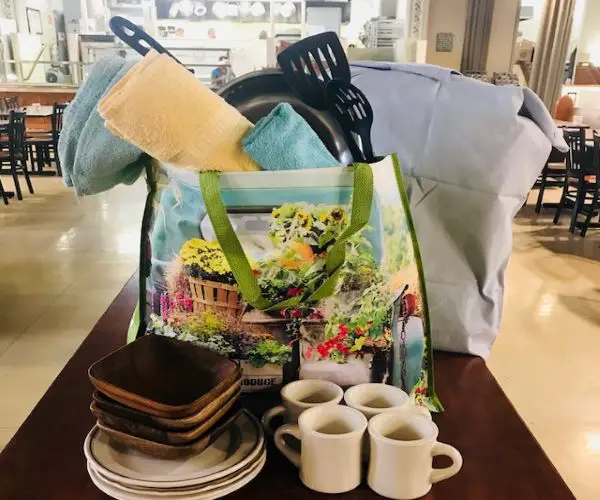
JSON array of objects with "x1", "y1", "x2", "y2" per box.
[{"x1": 0, "y1": 0, "x2": 599, "y2": 499}]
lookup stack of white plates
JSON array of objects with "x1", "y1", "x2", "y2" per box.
[{"x1": 84, "y1": 410, "x2": 266, "y2": 500}]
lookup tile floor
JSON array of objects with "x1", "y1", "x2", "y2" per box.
[
  {"x1": 0, "y1": 178, "x2": 599, "y2": 498},
  {"x1": 488, "y1": 194, "x2": 600, "y2": 500},
  {"x1": 0, "y1": 176, "x2": 143, "y2": 448}
]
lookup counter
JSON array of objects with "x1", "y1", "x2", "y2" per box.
[{"x1": 0, "y1": 84, "x2": 78, "y2": 106}]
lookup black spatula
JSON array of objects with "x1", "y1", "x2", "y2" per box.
[
  {"x1": 277, "y1": 32, "x2": 351, "y2": 110},
  {"x1": 109, "y1": 16, "x2": 193, "y2": 72},
  {"x1": 325, "y1": 79, "x2": 375, "y2": 163}
]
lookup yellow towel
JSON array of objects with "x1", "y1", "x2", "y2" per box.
[{"x1": 98, "y1": 50, "x2": 259, "y2": 173}]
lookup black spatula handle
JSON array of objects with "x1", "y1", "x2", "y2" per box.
[
  {"x1": 325, "y1": 79, "x2": 375, "y2": 163},
  {"x1": 109, "y1": 16, "x2": 193, "y2": 72}
]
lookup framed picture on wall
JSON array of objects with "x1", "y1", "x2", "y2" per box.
[{"x1": 26, "y1": 7, "x2": 43, "y2": 35}]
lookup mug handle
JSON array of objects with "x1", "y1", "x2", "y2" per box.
[
  {"x1": 274, "y1": 424, "x2": 301, "y2": 467},
  {"x1": 430, "y1": 442, "x2": 463, "y2": 484},
  {"x1": 261, "y1": 405, "x2": 286, "y2": 436}
]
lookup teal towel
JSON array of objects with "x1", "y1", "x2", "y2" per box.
[
  {"x1": 58, "y1": 57, "x2": 146, "y2": 196},
  {"x1": 242, "y1": 103, "x2": 340, "y2": 171}
]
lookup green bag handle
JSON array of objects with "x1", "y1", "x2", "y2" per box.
[{"x1": 199, "y1": 163, "x2": 374, "y2": 310}]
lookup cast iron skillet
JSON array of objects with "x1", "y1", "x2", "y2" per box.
[{"x1": 219, "y1": 68, "x2": 354, "y2": 165}]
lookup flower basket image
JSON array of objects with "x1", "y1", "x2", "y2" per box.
[
  {"x1": 179, "y1": 238, "x2": 243, "y2": 319},
  {"x1": 188, "y1": 278, "x2": 243, "y2": 318}
]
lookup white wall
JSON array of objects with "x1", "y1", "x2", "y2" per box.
[
  {"x1": 14, "y1": 0, "x2": 56, "y2": 47},
  {"x1": 425, "y1": 0, "x2": 468, "y2": 70},
  {"x1": 520, "y1": 0, "x2": 586, "y2": 50},
  {"x1": 519, "y1": 0, "x2": 545, "y2": 42},
  {"x1": 487, "y1": 0, "x2": 519, "y2": 74},
  {"x1": 569, "y1": 0, "x2": 586, "y2": 52},
  {"x1": 577, "y1": 0, "x2": 600, "y2": 64},
  {"x1": 15, "y1": 0, "x2": 45, "y2": 32},
  {"x1": 345, "y1": 0, "x2": 381, "y2": 45},
  {"x1": 306, "y1": 7, "x2": 341, "y2": 36}
]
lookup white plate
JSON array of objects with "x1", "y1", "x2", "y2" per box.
[
  {"x1": 88, "y1": 449, "x2": 265, "y2": 497},
  {"x1": 88, "y1": 452, "x2": 267, "y2": 500},
  {"x1": 87, "y1": 447, "x2": 266, "y2": 497},
  {"x1": 84, "y1": 410, "x2": 264, "y2": 488}
]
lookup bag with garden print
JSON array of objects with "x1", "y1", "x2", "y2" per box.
[{"x1": 133, "y1": 155, "x2": 441, "y2": 411}]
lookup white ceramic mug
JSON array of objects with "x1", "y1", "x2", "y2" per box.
[
  {"x1": 344, "y1": 383, "x2": 432, "y2": 420},
  {"x1": 368, "y1": 412, "x2": 463, "y2": 500},
  {"x1": 345, "y1": 383, "x2": 430, "y2": 459},
  {"x1": 275, "y1": 405, "x2": 368, "y2": 494},
  {"x1": 262, "y1": 379, "x2": 343, "y2": 433}
]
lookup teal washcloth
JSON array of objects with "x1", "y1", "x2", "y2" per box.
[
  {"x1": 242, "y1": 102, "x2": 340, "y2": 170},
  {"x1": 58, "y1": 57, "x2": 146, "y2": 196}
]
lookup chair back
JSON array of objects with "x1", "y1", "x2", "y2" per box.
[
  {"x1": 464, "y1": 71, "x2": 491, "y2": 83},
  {"x1": 493, "y1": 72, "x2": 520, "y2": 86},
  {"x1": 51, "y1": 102, "x2": 67, "y2": 141},
  {"x1": 593, "y1": 131, "x2": 600, "y2": 179},
  {"x1": 563, "y1": 127, "x2": 588, "y2": 175},
  {"x1": 8, "y1": 111, "x2": 26, "y2": 156},
  {"x1": 4, "y1": 96, "x2": 19, "y2": 111}
]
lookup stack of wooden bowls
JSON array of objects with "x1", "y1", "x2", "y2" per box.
[{"x1": 88, "y1": 335, "x2": 242, "y2": 459}]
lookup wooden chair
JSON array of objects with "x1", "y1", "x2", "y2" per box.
[
  {"x1": 26, "y1": 103, "x2": 67, "y2": 176},
  {"x1": 0, "y1": 111, "x2": 33, "y2": 200},
  {"x1": 575, "y1": 132, "x2": 600, "y2": 236},
  {"x1": 0, "y1": 173, "x2": 9, "y2": 205},
  {"x1": 535, "y1": 147, "x2": 567, "y2": 213},
  {"x1": 553, "y1": 128, "x2": 598, "y2": 235}
]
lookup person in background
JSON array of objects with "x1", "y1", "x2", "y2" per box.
[{"x1": 211, "y1": 56, "x2": 235, "y2": 87}]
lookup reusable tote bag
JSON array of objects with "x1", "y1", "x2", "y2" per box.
[{"x1": 134, "y1": 155, "x2": 441, "y2": 411}]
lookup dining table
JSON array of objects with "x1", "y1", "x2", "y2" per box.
[
  {"x1": 0, "y1": 275, "x2": 576, "y2": 500},
  {"x1": 551, "y1": 119, "x2": 597, "y2": 144},
  {"x1": 0, "y1": 108, "x2": 58, "y2": 176},
  {"x1": 553, "y1": 118, "x2": 589, "y2": 128}
]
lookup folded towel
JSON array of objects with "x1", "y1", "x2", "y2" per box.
[
  {"x1": 242, "y1": 103, "x2": 340, "y2": 171},
  {"x1": 98, "y1": 51, "x2": 259, "y2": 173},
  {"x1": 58, "y1": 57, "x2": 146, "y2": 196}
]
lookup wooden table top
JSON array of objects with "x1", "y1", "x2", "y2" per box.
[
  {"x1": 585, "y1": 128, "x2": 597, "y2": 143},
  {"x1": 0, "y1": 276, "x2": 575, "y2": 500},
  {"x1": 554, "y1": 119, "x2": 590, "y2": 128},
  {"x1": 0, "y1": 105, "x2": 53, "y2": 118},
  {"x1": 21, "y1": 105, "x2": 54, "y2": 118}
]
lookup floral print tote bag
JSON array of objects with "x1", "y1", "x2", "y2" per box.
[{"x1": 133, "y1": 155, "x2": 441, "y2": 411}]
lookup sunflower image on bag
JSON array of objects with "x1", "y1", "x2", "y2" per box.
[{"x1": 145, "y1": 157, "x2": 440, "y2": 411}]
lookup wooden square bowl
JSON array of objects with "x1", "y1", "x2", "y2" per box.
[{"x1": 88, "y1": 335, "x2": 240, "y2": 418}]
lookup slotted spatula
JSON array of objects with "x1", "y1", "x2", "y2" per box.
[
  {"x1": 325, "y1": 79, "x2": 375, "y2": 163},
  {"x1": 277, "y1": 31, "x2": 351, "y2": 110},
  {"x1": 109, "y1": 16, "x2": 193, "y2": 72}
]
